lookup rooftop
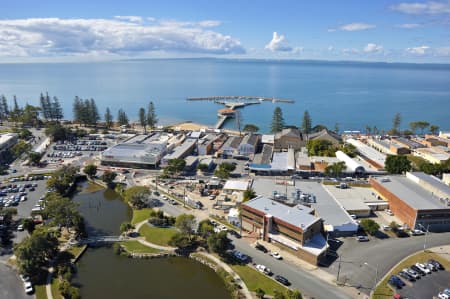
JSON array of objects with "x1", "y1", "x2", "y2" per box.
[
  {"x1": 372, "y1": 175, "x2": 450, "y2": 210},
  {"x1": 243, "y1": 196, "x2": 320, "y2": 230},
  {"x1": 346, "y1": 138, "x2": 386, "y2": 166},
  {"x1": 394, "y1": 137, "x2": 425, "y2": 149},
  {"x1": 163, "y1": 139, "x2": 196, "y2": 161},
  {"x1": 407, "y1": 172, "x2": 450, "y2": 199},
  {"x1": 223, "y1": 180, "x2": 251, "y2": 191},
  {"x1": 222, "y1": 136, "x2": 243, "y2": 149},
  {"x1": 102, "y1": 142, "x2": 166, "y2": 164}
]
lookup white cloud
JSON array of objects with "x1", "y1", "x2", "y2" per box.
[
  {"x1": 264, "y1": 32, "x2": 293, "y2": 52},
  {"x1": 339, "y1": 23, "x2": 376, "y2": 31},
  {"x1": 435, "y1": 46, "x2": 450, "y2": 56},
  {"x1": 342, "y1": 48, "x2": 359, "y2": 54},
  {"x1": 114, "y1": 16, "x2": 143, "y2": 23},
  {"x1": 364, "y1": 43, "x2": 384, "y2": 53},
  {"x1": 0, "y1": 17, "x2": 244, "y2": 58},
  {"x1": 406, "y1": 45, "x2": 430, "y2": 55},
  {"x1": 397, "y1": 23, "x2": 422, "y2": 29},
  {"x1": 390, "y1": 1, "x2": 450, "y2": 15}
]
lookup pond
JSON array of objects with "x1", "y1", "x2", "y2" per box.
[{"x1": 72, "y1": 183, "x2": 231, "y2": 299}]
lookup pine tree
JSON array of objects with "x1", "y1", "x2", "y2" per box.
[
  {"x1": 0, "y1": 95, "x2": 8, "y2": 124},
  {"x1": 73, "y1": 96, "x2": 83, "y2": 124},
  {"x1": 391, "y1": 113, "x2": 401, "y2": 135},
  {"x1": 104, "y1": 107, "x2": 113, "y2": 129},
  {"x1": 88, "y1": 98, "x2": 100, "y2": 126},
  {"x1": 139, "y1": 107, "x2": 147, "y2": 133},
  {"x1": 117, "y1": 109, "x2": 129, "y2": 126},
  {"x1": 270, "y1": 106, "x2": 284, "y2": 133},
  {"x1": 301, "y1": 110, "x2": 312, "y2": 135},
  {"x1": 52, "y1": 96, "x2": 63, "y2": 121},
  {"x1": 147, "y1": 101, "x2": 158, "y2": 130},
  {"x1": 40, "y1": 93, "x2": 50, "y2": 121},
  {"x1": 10, "y1": 95, "x2": 22, "y2": 124}
]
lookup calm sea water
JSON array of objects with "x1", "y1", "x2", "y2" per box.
[{"x1": 0, "y1": 59, "x2": 449, "y2": 133}]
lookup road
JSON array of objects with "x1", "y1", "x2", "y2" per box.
[
  {"x1": 230, "y1": 236, "x2": 352, "y2": 299},
  {"x1": 0, "y1": 262, "x2": 29, "y2": 299},
  {"x1": 325, "y1": 231, "x2": 450, "y2": 295}
]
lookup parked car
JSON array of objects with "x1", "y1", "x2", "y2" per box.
[
  {"x1": 275, "y1": 275, "x2": 290, "y2": 286},
  {"x1": 410, "y1": 229, "x2": 425, "y2": 236},
  {"x1": 389, "y1": 275, "x2": 405, "y2": 289},
  {"x1": 233, "y1": 251, "x2": 248, "y2": 262},
  {"x1": 17, "y1": 224, "x2": 24, "y2": 231},
  {"x1": 256, "y1": 264, "x2": 271, "y2": 275},
  {"x1": 269, "y1": 251, "x2": 282, "y2": 260},
  {"x1": 439, "y1": 292, "x2": 450, "y2": 299},
  {"x1": 410, "y1": 265, "x2": 426, "y2": 276},
  {"x1": 24, "y1": 281, "x2": 34, "y2": 294},
  {"x1": 385, "y1": 209, "x2": 394, "y2": 216},
  {"x1": 398, "y1": 271, "x2": 415, "y2": 282},
  {"x1": 356, "y1": 236, "x2": 369, "y2": 242},
  {"x1": 425, "y1": 261, "x2": 437, "y2": 271},
  {"x1": 428, "y1": 259, "x2": 445, "y2": 270},
  {"x1": 415, "y1": 262, "x2": 431, "y2": 274},
  {"x1": 19, "y1": 274, "x2": 30, "y2": 283},
  {"x1": 255, "y1": 243, "x2": 268, "y2": 253},
  {"x1": 403, "y1": 268, "x2": 420, "y2": 279}
]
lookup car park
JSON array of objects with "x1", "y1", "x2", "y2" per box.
[
  {"x1": 389, "y1": 275, "x2": 405, "y2": 289},
  {"x1": 275, "y1": 275, "x2": 290, "y2": 286},
  {"x1": 403, "y1": 268, "x2": 420, "y2": 279},
  {"x1": 428, "y1": 259, "x2": 445, "y2": 270},
  {"x1": 398, "y1": 271, "x2": 415, "y2": 282},
  {"x1": 410, "y1": 265, "x2": 426, "y2": 276},
  {"x1": 425, "y1": 261, "x2": 437, "y2": 271}
]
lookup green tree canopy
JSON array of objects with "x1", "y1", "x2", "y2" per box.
[
  {"x1": 243, "y1": 124, "x2": 259, "y2": 133},
  {"x1": 207, "y1": 231, "x2": 231, "y2": 255},
  {"x1": 359, "y1": 219, "x2": 380, "y2": 235},
  {"x1": 147, "y1": 101, "x2": 158, "y2": 129},
  {"x1": 271, "y1": 106, "x2": 284, "y2": 133},
  {"x1": 324, "y1": 161, "x2": 346, "y2": 178},
  {"x1": 83, "y1": 164, "x2": 97, "y2": 178},
  {"x1": 243, "y1": 188, "x2": 256, "y2": 202},
  {"x1": 301, "y1": 110, "x2": 312, "y2": 135},
  {"x1": 43, "y1": 193, "x2": 83, "y2": 232},
  {"x1": 306, "y1": 139, "x2": 335, "y2": 157},
  {"x1": 175, "y1": 214, "x2": 196, "y2": 237},
  {"x1": 164, "y1": 158, "x2": 186, "y2": 177},
  {"x1": 47, "y1": 165, "x2": 79, "y2": 195},
  {"x1": 139, "y1": 107, "x2": 147, "y2": 133},
  {"x1": 385, "y1": 155, "x2": 412, "y2": 174},
  {"x1": 28, "y1": 151, "x2": 42, "y2": 166},
  {"x1": 104, "y1": 107, "x2": 113, "y2": 129},
  {"x1": 45, "y1": 123, "x2": 71, "y2": 142},
  {"x1": 101, "y1": 170, "x2": 117, "y2": 186}
]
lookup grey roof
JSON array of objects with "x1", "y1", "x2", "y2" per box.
[
  {"x1": 240, "y1": 133, "x2": 260, "y2": 147},
  {"x1": 243, "y1": 196, "x2": 320, "y2": 230},
  {"x1": 373, "y1": 175, "x2": 450, "y2": 210},
  {"x1": 222, "y1": 136, "x2": 243, "y2": 149},
  {"x1": 408, "y1": 172, "x2": 450, "y2": 198},
  {"x1": 395, "y1": 137, "x2": 425, "y2": 149},
  {"x1": 163, "y1": 139, "x2": 196, "y2": 160},
  {"x1": 102, "y1": 143, "x2": 166, "y2": 165},
  {"x1": 299, "y1": 181, "x2": 356, "y2": 229}
]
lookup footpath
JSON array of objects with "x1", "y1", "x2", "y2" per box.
[{"x1": 133, "y1": 220, "x2": 177, "y2": 251}]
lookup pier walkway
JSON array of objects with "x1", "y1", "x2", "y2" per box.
[
  {"x1": 187, "y1": 95, "x2": 294, "y2": 103},
  {"x1": 79, "y1": 235, "x2": 123, "y2": 244},
  {"x1": 215, "y1": 115, "x2": 229, "y2": 129}
]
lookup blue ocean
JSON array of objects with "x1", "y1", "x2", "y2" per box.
[{"x1": 0, "y1": 59, "x2": 449, "y2": 133}]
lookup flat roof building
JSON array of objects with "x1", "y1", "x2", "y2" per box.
[
  {"x1": 370, "y1": 174, "x2": 450, "y2": 231},
  {"x1": 238, "y1": 133, "x2": 260, "y2": 158},
  {"x1": 241, "y1": 196, "x2": 327, "y2": 265},
  {"x1": 335, "y1": 150, "x2": 365, "y2": 174},
  {"x1": 161, "y1": 139, "x2": 197, "y2": 166},
  {"x1": 101, "y1": 143, "x2": 166, "y2": 168},
  {"x1": 346, "y1": 138, "x2": 386, "y2": 170},
  {"x1": 413, "y1": 147, "x2": 450, "y2": 164}
]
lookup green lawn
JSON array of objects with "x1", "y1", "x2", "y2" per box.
[
  {"x1": 231, "y1": 264, "x2": 288, "y2": 296},
  {"x1": 373, "y1": 251, "x2": 450, "y2": 299},
  {"x1": 66, "y1": 245, "x2": 87, "y2": 259},
  {"x1": 34, "y1": 284, "x2": 48, "y2": 299},
  {"x1": 51, "y1": 277, "x2": 60, "y2": 299},
  {"x1": 119, "y1": 241, "x2": 163, "y2": 254},
  {"x1": 138, "y1": 224, "x2": 178, "y2": 246},
  {"x1": 131, "y1": 208, "x2": 153, "y2": 225}
]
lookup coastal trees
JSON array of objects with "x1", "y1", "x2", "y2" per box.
[
  {"x1": 214, "y1": 162, "x2": 236, "y2": 179},
  {"x1": 243, "y1": 188, "x2": 256, "y2": 202},
  {"x1": 73, "y1": 97, "x2": 100, "y2": 126},
  {"x1": 139, "y1": 107, "x2": 147, "y2": 133},
  {"x1": 117, "y1": 109, "x2": 129, "y2": 126},
  {"x1": 385, "y1": 155, "x2": 412, "y2": 174},
  {"x1": 243, "y1": 124, "x2": 259, "y2": 133},
  {"x1": 40, "y1": 93, "x2": 63, "y2": 122},
  {"x1": 147, "y1": 101, "x2": 158, "y2": 130},
  {"x1": 28, "y1": 151, "x2": 43, "y2": 166},
  {"x1": 43, "y1": 193, "x2": 83, "y2": 232},
  {"x1": 306, "y1": 139, "x2": 334, "y2": 156},
  {"x1": 14, "y1": 227, "x2": 59, "y2": 278},
  {"x1": 83, "y1": 164, "x2": 97, "y2": 178},
  {"x1": 175, "y1": 214, "x2": 196, "y2": 238},
  {"x1": 101, "y1": 170, "x2": 117, "y2": 186},
  {"x1": 409, "y1": 121, "x2": 430, "y2": 135},
  {"x1": 164, "y1": 158, "x2": 186, "y2": 177},
  {"x1": 390, "y1": 112, "x2": 401, "y2": 135},
  {"x1": 207, "y1": 231, "x2": 231, "y2": 255},
  {"x1": 271, "y1": 106, "x2": 284, "y2": 133},
  {"x1": 429, "y1": 125, "x2": 440, "y2": 135},
  {"x1": 123, "y1": 186, "x2": 151, "y2": 209},
  {"x1": 45, "y1": 123, "x2": 71, "y2": 141},
  {"x1": 104, "y1": 107, "x2": 113, "y2": 129},
  {"x1": 301, "y1": 110, "x2": 312, "y2": 135},
  {"x1": 0, "y1": 95, "x2": 9, "y2": 123},
  {"x1": 47, "y1": 165, "x2": 79, "y2": 195}
]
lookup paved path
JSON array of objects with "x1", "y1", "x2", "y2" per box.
[
  {"x1": 133, "y1": 220, "x2": 177, "y2": 251},
  {"x1": 0, "y1": 262, "x2": 30, "y2": 299},
  {"x1": 195, "y1": 252, "x2": 253, "y2": 299},
  {"x1": 45, "y1": 267, "x2": 54, "y2": 299}
]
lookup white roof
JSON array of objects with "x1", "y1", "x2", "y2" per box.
[
  {"x1": 223, "y1": 180, "x2": 250, "y2": 191},
  {"x1": 262, "y1": 134, "x2": 275, "y2": 144},
  {"x1": 335, "y1": 150, "x2": 365, "y2": 173},
  {"x1": 346, "y1": 138, "x2": 386, "y2": 166},
  {"x1": 228, "y1": 208, "x2": 240, "y2": 218}
]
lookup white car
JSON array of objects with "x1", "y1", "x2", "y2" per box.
[
  {"x1": 256, "y1": 264, "x2": 271, "y2": 275},
  {"x1": 19, "y1": 274, "x2": 30, "y2": 283},
  {"x1": 24, "y1": 281, "x2": 34, "y2": 294},
  {"x1": 270, "y1": 251, "x2": 282, "y2": 260},
  {"x1": 415, "y1": 262, "x2": 431, "y2": 274},
  {"x1": 17, "y1": 224, "x2": 24, "y2": 231},
  {"x1": 410, "y1": 229, "x2": 425, "y2": 236},
  {"x1": 385, "y1": 209, "x2": 394, "y2": 216},
  {"x1": 439, "y1": 292, "x2": 450, "y2": 299}
]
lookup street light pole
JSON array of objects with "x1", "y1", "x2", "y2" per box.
[{"x1": 364, "y1": 262, "x2": 378, "y2": 290}]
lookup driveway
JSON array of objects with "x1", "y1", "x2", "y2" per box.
[{"x1": 325, "y1": 232, "x2": 450, "y2": 295}]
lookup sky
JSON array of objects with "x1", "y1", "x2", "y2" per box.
[{"x1": 1, "y1": 0, "x2": 450, "y2": 63}]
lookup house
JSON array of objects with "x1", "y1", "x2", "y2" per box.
[
  {"x1": 237, "y1": 134, "x2": 260, "y2": 158},
  {"x1": 274, "y1": 128, "x2": 305, "y2": 151}
]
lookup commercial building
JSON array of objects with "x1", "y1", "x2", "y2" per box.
[
  {"x1": 161, "y1": 139, "x2": 197, "y2": 166},
  {"x1": 241, "y1": 196, "x2": 327, "y2": 265},
  {"x1": 367, "y1": 138, "x2": 410, "y2": 155},
  {"x1": 346, "y1": 138, "x2": 386, "y2": 170},
  {"x1": 197, "y1": 134, "x2": 217, "y2": 155},
  {"x1": 413, "y1": 147, "x2": 450, "y2": 164},
  {"x1": 237, "y1": 133, "x2": 260, "y2": 158},
  {"x1": 335, "y1": 150, "x2": 365, "y2": 174},
  {"x1": 101, "y1": 143, "x2": 166, "y2": 168},
  {"x1": 0, "y1": 133, "x2": 18, "y2": 164},
  {"x1": 220, "y1": 136, "x2": 242, "y2": 158},
  {"x1": 393, "y1": 137, "x2": 426, "y2": 150},
  {"x1": 249, "y1": 148, "x2": 295, "y2": 175},
  {"x1": 370, "y1": 173, "x2": 450, "y2": 231},
  {"x1": 274, "y1": 128, "x2": 305, "y2": 151}
]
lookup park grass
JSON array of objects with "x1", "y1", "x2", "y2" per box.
[
  {"x1": 373, "y1": 251, "x2": 450, "y2": 299},
  {"x1": 50, "y1": 277, "x2": 60, "y2": 299},
  {"x1": 34, "y1": 284, "x2": 48, "y2": 299},
  {"x1": 138, "y1": 224, "x2": 178, "y2": 246},
  {"x1": 131, "y1": 208, "x2": 153, "y2": 225},
  {"x1": 119, "y1": 241, "x2": 162, "y2": 254},
  {"x1": 231, "y1": 264, "x2": 287, "y2": 296},
  {"x1": 66, "y1": 245, "x2": 86, "y2": 257}
]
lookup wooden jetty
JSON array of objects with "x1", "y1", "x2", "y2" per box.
[{"x1": 187, "y1": 96, "x2": 294, "y2": 103}]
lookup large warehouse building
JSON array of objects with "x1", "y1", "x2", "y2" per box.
[
  {"x1": 370, "y1": 172, "x2": 450, "y2": 231},
  {"x1": 101, "y1": 143, "x2": 167, "y2": 168}
]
